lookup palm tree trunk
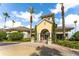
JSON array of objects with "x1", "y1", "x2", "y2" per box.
[
  {"x1": 35, "y1": 25, "x2": 37, "y2": 42},
  {"x1": 74, "y1": 21, "x2": 77, "y2": 33},
  {"x1": 4, "y1": 17, "x2": 6, "y2": 28},
  {"x1": 61, "y1": 3, "x2": 65, "y2": 40},
  {"x1": 75, "y1": 22, "x2": 77, "y2": 33},
  {"x1": 30, "y1": 14, "x2": 32, "y2": 39}
]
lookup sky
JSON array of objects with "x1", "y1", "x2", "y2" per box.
[{"x1": 0, "y1": 3, "x2": 79, "y2": 37}]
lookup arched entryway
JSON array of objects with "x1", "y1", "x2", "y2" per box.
[{"x1": 40, "y1": 29, "x2": 50, "y2": 44}]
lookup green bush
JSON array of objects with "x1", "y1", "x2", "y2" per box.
[
  {"x1": 70, "y1": 31, "x2": 79, "y2": 41},
  {"x1": 56, "y1": 40, "x2": 79, "y2": 49},
  {"x1": 0, "y1": 31, "x2": 7, "y2": 41},
  {"x1": 8, "y1": 32, "x2": 24, "y2": 41}
]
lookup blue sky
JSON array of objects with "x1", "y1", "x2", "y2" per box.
[
  {"x1": 0, "y1": 3, "x2": 79, "y2": 37},
  {"x1": 0, "y1": 3, "x2": 57, "y2": 28}
]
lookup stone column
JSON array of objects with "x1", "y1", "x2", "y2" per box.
[
  {"x1": 31, "y1": 37, "x2": 34, "y2": 43},
  {"x1": 48, "y1": 32, "x2": 52, "y2": 44},
  {"x1": 37, "y1": 33, "x2": 40, "y2": 43}
]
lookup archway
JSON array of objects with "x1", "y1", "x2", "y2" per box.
[{"x1": 40, "y1": 29, "x2": 50, "y2": 44}]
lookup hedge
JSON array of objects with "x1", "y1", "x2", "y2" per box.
[
  {"x1": 0, "y1": 31, "x2": 7, "y2": 41},
  {"x1": 70, "y1": 31, "x2": 79, "y2": 41},
  {"x1": 56, "y1": 40, "x2": 79, "y2": 49},
  {"x1": 8, "y1": 32, "x2": 24, "y2": 41},
  {"x1": 21, "y1": 38, "x2": 31, "y2": 42}
]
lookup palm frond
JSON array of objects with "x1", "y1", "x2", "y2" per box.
[
  {"x1": 28, "y1": 7, "x2": 34, "y2": 14},
  {"x1": 3, "y1": 12, "x2": 10, "y2": 18}
]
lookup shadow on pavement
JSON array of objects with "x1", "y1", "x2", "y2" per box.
[
  {"x1": 72, "y1": 51, "x2": 79, "y2": 56},
  {"x1": 30, "y1": 45, "x2": 62, "y2": 56},
  {"x1": 0, "y1": 42, "x2": 20, "y2": 46}
]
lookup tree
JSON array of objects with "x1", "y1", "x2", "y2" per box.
[
  {"x1": 34, "y1": 25, "x2": 37, "y2": 42},
  {"x1": 12, "y1": 20, "x2": 15, "y2": 27},
  {"x1": 28, "y1": 7, "x2": 34, "y2": 39},
  {"x1": 0, "y1": 31, "x2": 7, "y2": 41},
  {"x1": 51, "y1": 13, "x2": 57, "y2": 43},
  {"x1": 74, "y1": 20, "x2": 77, "y2": 32},
  {"x1": 60, "y1": 3, "x2": 66, "y2": 40},
  {"x1": 3, "y1": 12, "x2": 10, "y2": 28},
  {"x1": 70, "y1": 31, "x2": 79, "y2": 41}
]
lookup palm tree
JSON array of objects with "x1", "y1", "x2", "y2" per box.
[
  {"x1": 28, "y1": 7, "x2": 34, "y2": 39},
  {"x1": 51, "y1": 14, "x2": 57, "y2": 43},
  {"x1": 3, "y1": 12, "x2": 10, "y2": 28},
  {"x1": 74, "y1": 20, "x2": 77, "y2": 32},
  {"x1": 12, "y1": 20, "x2": 15, "y2": 28},
  {"x1": 60, "y1": 3, "x2": 65, "y2": 40}
]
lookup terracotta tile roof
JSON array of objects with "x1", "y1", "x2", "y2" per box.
[
  {"x1": 56, "y1": 26, "x2": 74, "y2": 32},
  {"x1": 5, "y1": 26, "x2": 30, "y2": 32},
  {"x1": 41, "y1": 13, "x2": 54, "y2": 19}
]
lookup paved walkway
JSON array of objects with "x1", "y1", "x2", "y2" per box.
[{"x1": 0, "y1": 42, "x2": 79, "y2": 56}]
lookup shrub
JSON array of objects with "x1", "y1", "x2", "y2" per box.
[
  {"x1": 8, "y1": 32, "x2": 24, "y2": 41},
  {"x1": 21, "y1": 38, "x2": 31, "y2": 42},
  {"x1": 70, "y1": 31, "x2": 79, "y2": 41},
  {"x1": 56, "y1": 40, "x2": 79, "y2": 49},
  {"x1": 0, "y1": 31, "x2": 7, "y2": 41}
]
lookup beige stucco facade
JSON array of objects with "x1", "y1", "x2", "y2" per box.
[
  {"x1": 35, "y1": 13, "x2": 73, "y2": 44},
  {"x1": 36, "y1": 20, "x2": 53, "y2": 42}
]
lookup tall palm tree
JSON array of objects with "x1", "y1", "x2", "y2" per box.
[
  {"x1": 28, "y1": 7, "x2": 34, "y2": 39},
  {"x1": 52, "y1": 14, "x2": 57, "y2": 43},
  {"x1": 74, "y1": 20, "x2": 77, "y2": 32},
  {"x1": 60, "y1": 3, "x2": 65, "y2": 40},
  {"x1": 3, "y1": 12, "x2": 10, "y2": 28},
  {"x1": 12, "y1": 20, "x2": 15, "y2": 28}
]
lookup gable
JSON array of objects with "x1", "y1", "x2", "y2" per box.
[
  {"x1": 37, "y1": 20, "x2": 53, "y2": 33},
  {"x1": 37, "y1": 19, "x2": 53, "y2": 26}
]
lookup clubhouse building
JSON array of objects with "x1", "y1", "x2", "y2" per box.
[{"x1": 0, "y1": 13, "x2": 74, "y2": 43}]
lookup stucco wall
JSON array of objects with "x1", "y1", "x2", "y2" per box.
[
  {"x1": 37, "y1": 20, "x2": 52, "y2": 33},
  {"x1": 37, "y1": 20, "x2": 52, "y2": 41},
  {"x1": 23, "y1": 32, "x2": 30, "y2": 38}
]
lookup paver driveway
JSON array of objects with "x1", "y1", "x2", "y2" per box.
[{"x1": 0, "y1": 42, "x2": 79, "y2": 56}]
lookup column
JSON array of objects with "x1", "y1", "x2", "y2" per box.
[
  {"x1": 48, "y1": 32, "x2": 52, "y2": 44},
  {"x1": 37, "y1": 33, "x2": 40, "y2": 42}
]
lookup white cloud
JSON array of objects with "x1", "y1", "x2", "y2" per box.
[
  {"x1": 50, "y1": 3, "x2": 79, "y2": 14},
  {"x1": 25, "y1": 24, "x2": 34, "y2": 28},
  {"x1": 0, "y1": 22, "x2": 4, "y2": 28},
  {"x1": 6, "y1": 20, "x2": 23, "y2": 28},
  {"x1": 26, "y1": 25, "x2": 30, "y2": 28},
  {"x1": 50, "y1": 3, "x2": 61, "y2": 14},
  {"x1": 58, "y1": 14, "x2": 79, "y2": 38},
  {"x1": 33, "y1": 11, "x2": 43, "y2": 21},
  {"x1": 55, "y1": 18, "x2": 60, "y2": 24},
  {"x1": 0, "y1": 15, "x2": 2, "y2": 19},
  {"x1": 12, "y1": 11, "x2": 43, "y2": 22},
  {"x1": 59, "y1": 14, "x2": 79, "y2": 26}
]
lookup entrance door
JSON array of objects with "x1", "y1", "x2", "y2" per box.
[{"x1": 40, "y1": 29, "x2": 50, "y2": 44}]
